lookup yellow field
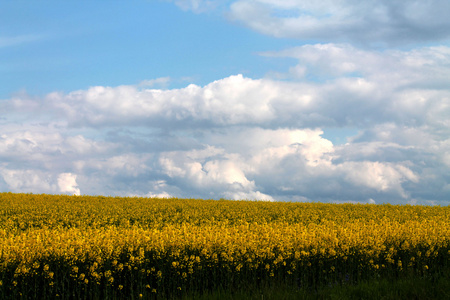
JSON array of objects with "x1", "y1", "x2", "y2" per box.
[{"x1": 0, "y1": 192, "x2": 449, "y2": 299}]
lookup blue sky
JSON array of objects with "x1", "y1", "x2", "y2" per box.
[
  {"x1": 2, "y1": 0, "x2": 450, "y2": 205},
  {"x1": 1, "y1": 1, "x2": 297, "y2": 96}
]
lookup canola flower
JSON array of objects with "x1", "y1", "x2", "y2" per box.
[{"x1": 0, "y1": 192, "x2": 449, "y2": 299}]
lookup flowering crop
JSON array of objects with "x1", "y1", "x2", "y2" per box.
[{"x1": 0, "y1": 192, "x2": 449, "y2": 299}]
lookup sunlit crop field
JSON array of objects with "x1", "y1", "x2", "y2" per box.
[{"x1": 1, "y1": 192, "x2": 449, "y2": 299}]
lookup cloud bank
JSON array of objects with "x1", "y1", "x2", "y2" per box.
[
  {"x1": 2, "y1": 43, "x2": 450, "y2": 204},
  {"x1": 229, "y1": 0, "x2": 450, "y2": 46},
  {"x1": 2, "y1": 0, "x2": 450, "y2": 204}
]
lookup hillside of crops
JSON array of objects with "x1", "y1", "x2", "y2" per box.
[{"x1": 1, "y1": 192, "x2": 449, "y2": 299}]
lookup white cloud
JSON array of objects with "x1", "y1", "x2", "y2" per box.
[
  {"x1": 146, "y1": 191, "x2": 173, "y2": 198},
  {"x1": 263, "y1": 44, "x2": 450, "y2": 87},
  {"x1": 203, "y1": 160, "x2": 250, "y2": 186},
  {"x1": 1, "y1": 169, "x2": 54, "y2": 193},
  {"x1": 224, "y1": 190, "x2": 274, "y2": 201},
  {"x1": 228, "y1": 0, "x2": 450, "y2": 46},
  {"x1": 43, "y1": 75, "x2": 280, "y2": 127},
  {"x1": 57, "y1": 173, "x2": 81, "y2": 195},
  {"x1": 149, "y1": 126, "x2": 420, "y2": 202},
  {"x1": 338, "y1": 161, "x2": 418, "y2": 198},
  {"x1": 24, "y1": 45, "x2": 446, "y2": 136},
  {"x1": 3, "y1": 1, "x2": 450, "y2": 204},
  {"x1": 2, "y1": 43, "x2": 450, "y2": 204},
  {"x1": 0, "y1": 168, "x2": 79, "y2": 196}
]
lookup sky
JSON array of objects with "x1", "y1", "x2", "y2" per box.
[{"x1": 1, "y1": 0, "x2": 450, "y2": 205}]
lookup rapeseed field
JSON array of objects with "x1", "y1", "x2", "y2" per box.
[{"x1": 0, "y1": 192, "x2": 449, "y2": 299}]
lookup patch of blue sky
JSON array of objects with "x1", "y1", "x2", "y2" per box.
[
  {"x1": 320, "y1": 127, "x2": 360, "y2": 145},
  {"x1": 0, "y1": 1, "x2": 304, "y2": 98}
]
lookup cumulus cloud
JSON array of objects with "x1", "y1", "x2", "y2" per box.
[
  {"x1": 228, "y1": 0, "x2": 450, "y2": 46},
  {"x1": 2, "y1": 41, "x2": 450, "y2": 204},
  {"x1": 15, "y1": 44, "x2": 443, "y2": 136},
  {"x1": 57, "y1": 173, "x2": 81, "y2": 195},
  {"x1": 43, "y1": 75, "x2": 279, "y2": 128},
  {"x1": 10, "y1": 43, "x2": 442, "y2": 191},
  {"x1": 0, "y1": 169, "x2": 79, "y2": 196},
  {"x1": 0, "y1": 169, "x2": 54, "y2": 193},
  {"x1": 337, "y1": 161, "x2": 418, "y2": 198},
  {"x1": 3, "y1": 1, "x2": 450, "y2": 204}
]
